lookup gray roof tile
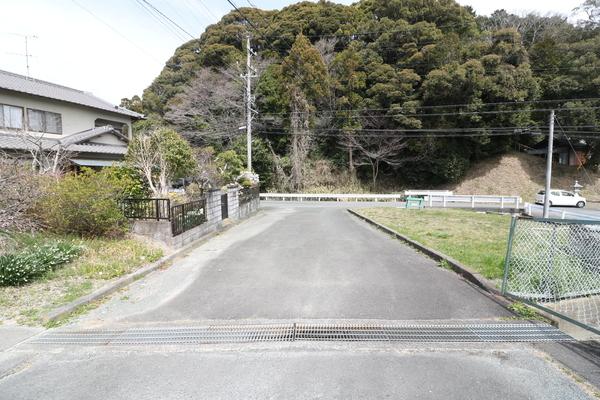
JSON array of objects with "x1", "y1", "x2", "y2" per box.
[
  {"x1": 0, "y1": 133, "x2": 127, "y2": 155},
  {"x1": 59, "y1": 125, "x2": 128, "y2": 146},
  {"x1": 0, "y1": 69, "x2": 144, "y2": 119}
]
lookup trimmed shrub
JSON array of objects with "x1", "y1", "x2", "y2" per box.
[
  {"x1": 100, "y1": 166, "x2": 148, "y2": 198},
  {"x1": 0, "y1": 241, "x2": 81, "y2": 286},
  {"x1": 37, "y1": 169, "x2": 128, "y2": 237}
]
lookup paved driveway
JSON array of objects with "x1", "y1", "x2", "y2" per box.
[
  {"x1": 117, "y1": 205, "x2": 509, "y2": 322},
  {"x1": 0, "y1": 204, "x2": 595, "y2": 399}
]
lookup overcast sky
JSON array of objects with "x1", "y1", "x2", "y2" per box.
[{"x1": 0, "y1": 0, "x2": 586, "y2": 105}]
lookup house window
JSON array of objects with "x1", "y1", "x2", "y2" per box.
[
  {"x1": 27, "y1": 109, "x2": 62, "y2": 134},
  {"x1": 0, "y1": 104, "x2": 24, "y2": 129}
]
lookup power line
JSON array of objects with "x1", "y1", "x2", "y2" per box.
[
  {"x1": 254, "y1": 98, "x2": 600, "y2": 117},
  {"x1": 139, "y1": 0, "x2": 196, "y2": 39},
  {"x1": 71, "y1": 0, "x2": 160, "y2": 62},
  {"x1": 256, "y1": 106, "x2": 600, "y2": 120},
  {"x1": 260, "y1": 126, "x2": 540, "y2": 133},
  {"x1": 225, "y1": 0, "x2": 260, "y2": 32},
  {"x1": 181, "y1": 0, "x2": 214, "y2": 24},
  {"x1": 195, "y1": 0, "x2": 221, "y2": 21},
  {"x1": 192, "y1": 125, "x2": 600, "y2": 139},
  {"x1": 281, "y1": 20, "x2": 477, "y2": 40},
  {"x1": 555, "y1": 116, "x2": 596, "y2": 186},
  {"x1": 223, "y1": 0, "x2": 319, "y2": 91},
  {"x1": 133, "y1": 0, "x2": 188, "y2": 41}
]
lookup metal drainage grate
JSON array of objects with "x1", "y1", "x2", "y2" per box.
[{"x1": 29, "y1": 323, "x2": 572, "y2": 346}]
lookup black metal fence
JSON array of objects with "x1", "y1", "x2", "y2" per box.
[
  {"x1": 239, "y1": 186, "x2": 259, "y2": 205},
  {"x1": 122, "y1": 198, "x2": 171, "y2": 220},
  {"x1": 171, "y1": 199, "x2": 207, "y2": 236}
]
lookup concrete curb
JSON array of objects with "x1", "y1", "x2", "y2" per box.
[
  {"x1": 347, "y1": 209, "x2": 512, "y2": 307},
  {"x1": 43, "y1": 213, "x2": 259, "y2": 324}
]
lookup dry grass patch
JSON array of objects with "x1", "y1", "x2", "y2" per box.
[{"x1": 447, "y1": 152, "x2": 600, "y2": 202}]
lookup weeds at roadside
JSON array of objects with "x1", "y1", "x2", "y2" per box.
[
  {"x1": 505, "y1": 302, "x2": 549, "y2": 322},
  {"x1": 44, "y1": 301, "x2": 102, "y2": 329},
  {"x1": 438, "y1": 260, "x2": 453, "y2": 270}
]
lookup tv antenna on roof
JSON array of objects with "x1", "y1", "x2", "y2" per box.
[{"x1": 2, "y1": 32, "x2": 38, "y2": 78}]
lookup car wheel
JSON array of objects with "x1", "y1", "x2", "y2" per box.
[{"x1": 577, "y1": 201, "x2": 585, "y2": 208}]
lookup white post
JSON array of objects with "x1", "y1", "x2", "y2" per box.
[
  {"x1": 500, "y1": 197, "x2": 504, "y2": 209},
  {"x1": 471, "y1": 196, "x2": 475, "y2": 208},
  {"x1": 443, "y1": 196, "x2": 447, "y2": 208},
  {"x1": 429, "y1": 195, "x2": 433, "y2": 208}
]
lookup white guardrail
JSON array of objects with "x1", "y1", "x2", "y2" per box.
[
  {"x1": 523, "y1": 202, "x2": 600, "y2": 221},
  {"x1": 259, "y1": 193, "x2": 404, "y2": 202},
  {"x1": 417, "y1": 194, "x2": 522, "y2": 209},
  {"x1": 260, "y1": 192, "x2": 523, "y2": 209}
]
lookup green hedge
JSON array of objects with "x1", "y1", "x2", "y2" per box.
[
  {"x1": 38, "y1": 169, "x2": 129, "y2": 237},
  {"x1": 0, "y1": 242, "x2": 81, "y2": 286}
]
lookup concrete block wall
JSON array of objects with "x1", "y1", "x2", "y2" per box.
[
  {"x1": 205, "y1": 189, "x2": 223, "y2": 230},
  {"x1": 131, "y1": 187, "x2": 259, "y2": 249},
  {"x1": 227, "y1": 187, "x2": 240, "y2": 220},
  {"x1": 239, "y1": 196, "x2": 260, "y2": 219},
  {"x1": 130, "y1": 220, "x2": 172, "y2": 244}
]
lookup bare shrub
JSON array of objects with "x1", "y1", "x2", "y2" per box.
[{"x1": 0, "y1": 153, "x2": 46, "y2": 232}]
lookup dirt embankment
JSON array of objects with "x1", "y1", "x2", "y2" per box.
[{"x1": 446, "y1": 152, "x2": 600, "y2": 202}]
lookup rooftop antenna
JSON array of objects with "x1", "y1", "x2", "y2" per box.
[
  {"x1": 3, "y1": 33, "x2": 38, "y2": 78},
  {"x1": 24, "y1": 35, "x2": 38, "y2": 78}
]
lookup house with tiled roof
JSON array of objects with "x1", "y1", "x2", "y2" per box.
[{"x1": 0, "y1": 69, "x2": 143, "y2": 167}]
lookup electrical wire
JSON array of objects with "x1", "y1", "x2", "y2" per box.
[
  {"x1": 253, "y1": 98, "x2": 600, "y2": 117},
  {"x1": 139, "y1": 0, "x2": 196, "y2": 39},
  {"x1": 71, "y1": 0, "x2": 160, "y2": 62},
  {"x1": 133, "y1": 0, "x2": 188, "y2": 41},
  {"x1": 196, "y1": 0, "x2": 221, "y2": 22},
  {"x1": 555, "y1": 116, "x2": 596, "y2": 185},
  {"x1": 255, "y1": 106, "x2": 600, "y2": 121}
]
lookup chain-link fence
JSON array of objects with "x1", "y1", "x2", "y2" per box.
[{"x1": 502, "y1": 217, "x2": 600, "y2": 335}]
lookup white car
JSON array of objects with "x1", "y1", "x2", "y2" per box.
[{"x1": 535, "y1": 189, "x2": 586, "y2": 208}]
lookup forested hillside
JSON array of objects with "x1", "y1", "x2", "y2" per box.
[{"x1": 122, "y1": 0, "x2": 600, "y2": 191}]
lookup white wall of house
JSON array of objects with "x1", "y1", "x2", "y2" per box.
[{"x1": 0, "y1": 89, "x2": 133, "y2": 140}]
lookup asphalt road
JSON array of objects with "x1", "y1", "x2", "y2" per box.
[
  {"x1": 527, "y1": 203, "x2": 600, "y2": 220},
  {"x1": 0, "y1": 205, "x2": 596, "y2": 399},
  {"x1": 118, "y1": 205, "x2": 509, "y2": 322}
]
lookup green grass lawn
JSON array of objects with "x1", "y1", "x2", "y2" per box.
[
  {"x1": 356, "y1": 208, "x2": 512, "y2": 281},
  {"x1": 0, "y1": 233, "x2": 164, "y2": 326}
]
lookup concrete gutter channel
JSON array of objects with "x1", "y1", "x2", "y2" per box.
[{"x1": 42, "y1": 212, "x2": 260, "y2": 324}]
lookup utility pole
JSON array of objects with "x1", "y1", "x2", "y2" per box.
[
  {"x1": 543, "y1": 109, "x2": 555, "y2": 218},
  {"x1": 243, "y1": 35, "x2": 257, "y2": 172}
]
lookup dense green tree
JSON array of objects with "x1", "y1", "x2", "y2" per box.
[{"x1": 135, "y1": 0, "x2": 600, "y2": 189}]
